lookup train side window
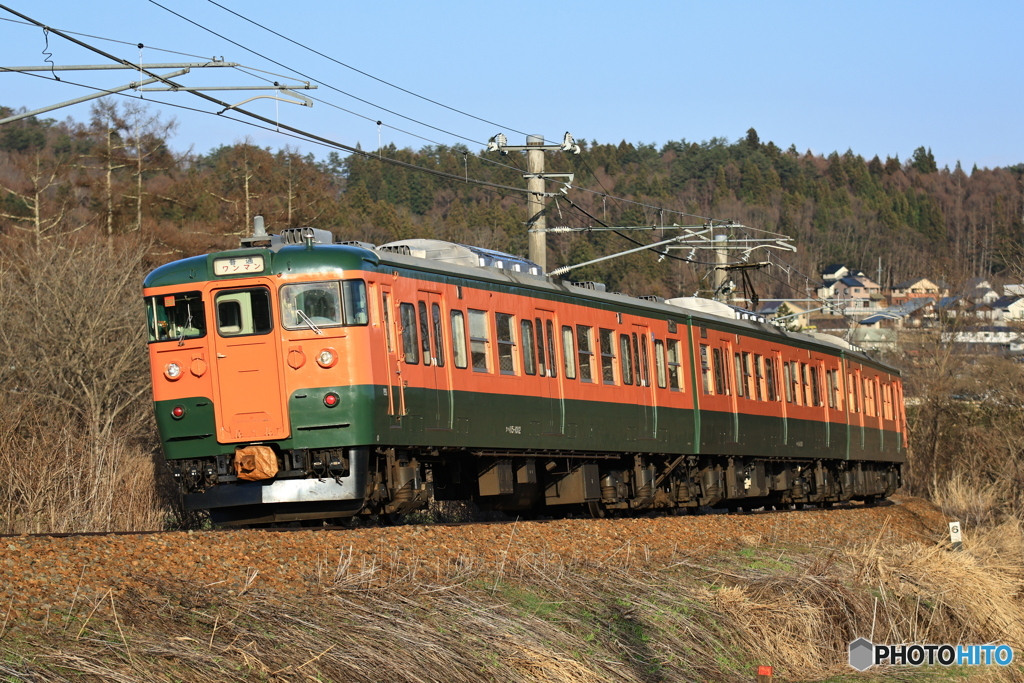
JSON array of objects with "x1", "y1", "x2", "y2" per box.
[
  {"x1": 792, "y1": 361, "x2": 803, "y2": 406},
  {"x1": 577, "y1": 325, "x2": 594, "y2": 383},
  {"x1": 667, "y1": 339, "x2": 682, "y2": 391},
  {"x1": 765, "y1": 357, "x2": 777, "y2": 401},
  {"x1": 450, "y1": 310, "x2": 468, "y2": 369},
  {"x1": 619, "y1": 334, "x2": 633, "y2": 385},
  {"x1": 418, "y1": 301, "x2": 432, "y2": 366},
  {"x1": 469, "y1": 309, "x2": 490, "y2": 373},
  {"x1": 562, "y1": 326, "x2": 577, "y2": 379},
  {"x1": 600, "y1": 329, "x2": 616, "y2": 384},
  {"x1": 216, "y1": 288, "x2": 272, "y2": 337},
  {"x1": 809, "y1": 365, "x2": 822, "y2": 407},
  {"x1": 431, "y1": 303, "x2": 445, "y2": 368},
  {"x1": 713, "y1": 348, "x2": 728, "y2": 395},
  {"x1": 783, "y1": 362, "x2": 793, "y2": 402},
  {"x1": 400, "y1": 303, "x2": 419, "y2": 364},
  {"x1": 381, "y1": 293, "x2": 394, "y2": 353},
  {"x1": 639, "y1": 334, "x2": 650, "y2": 387},
  {"x1": 535, "y1": 318, "x2": 547, "y2": 377},
  {"x1": 733, "y1": 353, "x2": 745, "y2": 398},
  {"x1": 655, "y1": 340, "x2": 667, "y2": 389},
  {"x1": 754, "y1": 354, "x2": 765, "y2": 401},
  {"x1": 700, "y1": 344, "x2": 712, "y2": 394},
  {"x1": 496, "y1": 313, "x2": 516, "y2": 375},
  {"x1": 520, "y1": 320, "x2": 536, "y2": 375},
  {"x1": 546, "y1": 320, "x2": 558, "y2": 378},
  {"x1": 826, "y1": 369, "x2": 836, "y2": 408}
]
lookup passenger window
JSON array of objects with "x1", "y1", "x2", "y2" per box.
[
  {"x1": 562, "y1": 326, "x2": 576, "y2": 379},
  {"x1": 216, "y1": 288, "x2": 272, "y2": 337},
  {"x1": 619, "y1": 334, "x2": 633, "y2": 385},
  {"x1": 450, "y1": 310, "x2": 467, "y2": 369},
  {"x1": 418, "y1": 301, "x2": 432, "y2": 366},
  {"x1": 469, "y1": 309, "x2": 489, "y2": 372},
  {"x1": 400, "y1": 303, "x2": 419, "y2": 364},
  {"x1": 667, "y1": 339, "x2": 682, "y2": 391},
  {"x1": 600, "y1": 328, "x2": 615, "y2": 384},
  {"x1": 496, "y1": 313, "x2": 516, "y2": 375},
  {"x1": 521, "y1": 320, "x2": 536, "y2": 375},
  {"x1": 713, "y1": 348, "x2": 727, "y2": 395},
  {"x1": 432, "y1": 303, "x2": 445, "y2": 368},
  {"x1": 546, "y1": 320, "x2": 558, "y2": 378},
  {"x1": 576, "y1": 325, "x2": 594, "y2": 383},
  {"x1": 700, "y1": 344, "x2": 712, "y2": 394},
  {"x1": 535, "y1": 318, "x2": 547, "y2": 377},
  {"x1": 655, "y1": 340, "x2": 667, "y2": 389}
]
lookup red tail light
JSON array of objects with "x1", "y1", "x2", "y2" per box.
[
  {"x1": 323, "y1": 392, "x2": 340, "y2": 407},
  {"x1": 171, "y1": 405, "x2": 185, "y2": 419}
]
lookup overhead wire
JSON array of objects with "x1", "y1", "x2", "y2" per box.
[{"x1": 203, "y1": 0, "x2": 533, "y2": 139}]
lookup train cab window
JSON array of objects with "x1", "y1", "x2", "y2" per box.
[
  {"x1": 733, "y1": 353, "x2": 745, "y2": 398},
  {"x1": 619, "y1": 334, "x2": 633, "y2": 385},
  {"x1": 655, "y1": 340, "x2": 667, "y2": 389},
  {"x1": 381, "y1": 293, "x2": 394, "y2": 352},
  {"x1": 577, "y1": 325, "x2": 594, "y2": 383},
  {"x1": 765, "y1": 357, "x2": 778, "y2": 401},
  {"x1": 215, "y1": 288, "x2": 272, "y2": 337},
  {"x1": 431, "y1": 303, "x2": 445, "y2": 368},
  {"x1": 450, "y1": 310, "x2": 468, "y2": 369},
  {"x1": 496, "y1": 313, "x2": 516, "y2": 375},
  {"x1": 535, "y1": 319, "x2": 548, "y2": 378},
  {"x1": 341, "y1": 280, "x2": 369, "y2": 325},
  {"x1": 469, "y1": 309, "x2": 490, "y2": 372},
  {"x1": 521, "y1": 320, "x2": 536, "y2": 375},
  {"x1": 147, "y1": 290, "x2": 206, "y2": 343},
  {"x1": 667, "y1": 339, "x2": 682, "y2": 391},
  {"x1": 713, "y1": 349, "x2": 728, "y2": 395},
  {"x1": 600, "y1": 329, "x2": 616, "y2": 384},
  {"x1": 562, "y1": 326, "x2": 577, "y2": 379},
  {"x1": 546, "y1": 320, "x2": 558, "y2": 378},
  {"x1": 418, "y1": 302, "x2": 432, "y2": 366},
  {"x1": 400, "y1": 303, "x2": 419, "y2": 364}
]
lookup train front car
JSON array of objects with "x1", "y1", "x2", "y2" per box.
[{"x1": 144, "y1": 228, "x2": 379, "y2": 525}]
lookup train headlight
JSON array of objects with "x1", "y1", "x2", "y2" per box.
[
  {"x1": 316, "y1": 348, "x2": 337, "y2": 368},
  {"x1": 323, "y1": 392, "x2": 340, "y2": 407},
  {"x1": 165, "y1": 362, "x2": 182, "y2": 380}
]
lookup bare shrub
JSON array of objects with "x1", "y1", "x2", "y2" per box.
[{"x1": 0, "y1": 230, "x2": 169, "y2": 532}]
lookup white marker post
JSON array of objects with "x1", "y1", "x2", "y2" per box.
[{"x1": 949, "y1": 521, "x2": 963, "y2": 551}]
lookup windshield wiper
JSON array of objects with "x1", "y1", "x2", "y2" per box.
[{"x1": 295, "y1": 309, "x2": 324, "y2": 335}]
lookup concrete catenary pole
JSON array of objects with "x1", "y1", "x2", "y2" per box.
[{"x1": 526, "y1": 134, "x2": 547, "y2": 271}]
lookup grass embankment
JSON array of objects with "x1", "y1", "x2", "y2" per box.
[{"x1": 3, "y1": 515, "x2": 1024, "y2": 682}]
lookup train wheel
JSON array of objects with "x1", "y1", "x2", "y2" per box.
[{"x1": 587, "y1": 501, "x2": 607, "y2": 519}]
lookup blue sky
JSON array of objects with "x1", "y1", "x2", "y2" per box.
[{"x1": 1, "y1": 0, "x2": 1020, "y2": 170}]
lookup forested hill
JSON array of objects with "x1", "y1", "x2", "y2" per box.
[{"x1": 1, "y1": 101, "x2": 1022, "y2": 299}]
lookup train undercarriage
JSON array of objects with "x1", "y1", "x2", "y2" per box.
[{"x1": 173, "y1": 446, "x2": 901, "y2": 526}]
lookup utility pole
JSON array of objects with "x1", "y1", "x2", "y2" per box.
[{"x1": 488, "y1": 132, "x2": 580, "y2": 272}]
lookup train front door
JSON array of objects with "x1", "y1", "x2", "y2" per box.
[
  {"x1": 210, "y1": 284, "x2": 288, "y2": 443},
  {"x1": 633, "y1": 324, "x2": 656, "y2": 440}
]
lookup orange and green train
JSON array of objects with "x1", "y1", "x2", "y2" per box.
[{"x1": 144, "y1": 228, "x2": 904, "y2": 525}]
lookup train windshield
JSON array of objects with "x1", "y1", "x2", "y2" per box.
[
  {"x1": 146, "y1": 291, "x2": 206, "y2": 343},
  {"x1": 280, "y1": 279, "x2": 368, "y2": 330}
]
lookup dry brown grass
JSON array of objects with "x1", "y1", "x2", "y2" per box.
[{"x1": 5, "y1": 525, "x2": 1024, "y2": 683}]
